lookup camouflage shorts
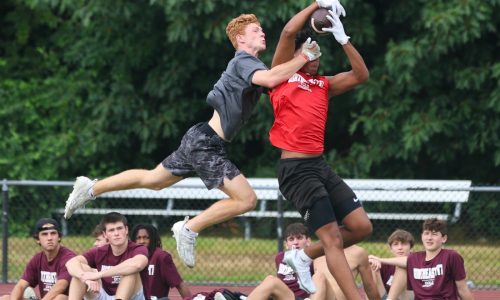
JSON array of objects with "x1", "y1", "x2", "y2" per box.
[{"x1": 162, "y1": 122, "x2": 240, "y2": 190}]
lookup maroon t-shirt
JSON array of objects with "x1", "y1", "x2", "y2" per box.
[
  {"x1": 21, "y1": 246, "x2": 76, "y2": 297},
  {"x1": 406, "y1": 249, "x2": 466, "y2": 300},
  {"x1": 82, "y1": 241, "x2": 149, "y2": 295},
  {"x1": 380, "y1": 264, "x2": 396, "y2": 293},
  {"x1": 275, "y1": 252, "x2": 314, "y2": 299},
  {"x1": 143, "y1": 248, "x2": 183, "y2": 300}
]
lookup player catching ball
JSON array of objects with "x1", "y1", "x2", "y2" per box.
[
  {"x1": 268, "y1": 0, "x2": 371, "y2": 298},
  {"x1": 64, "y1": 13, "x2": 321, "y2": 269}
]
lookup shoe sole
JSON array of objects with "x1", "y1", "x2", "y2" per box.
[{"x1": 284, "y1": 251, "x2": 316, "y2": 294}]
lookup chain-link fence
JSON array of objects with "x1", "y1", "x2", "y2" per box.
[{"x1": 1, "y1": 179, "x2": 499, "y2": 289}]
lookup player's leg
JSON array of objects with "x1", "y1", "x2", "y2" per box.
[
  {"x1": 172, "y1": 174, "x2": 256, "y2": 268},
  {"x1": 92, "y1": 164, "x2": 182, "y2": 196},
  {"x1": 247, "y1": 276, "x2": 295, "y2": 300},
  {"x1": 187, "y1": 174, "x2": 257, "y2": 232},
  {"x1": 64, "y1": 123, "x2": 206, "y2": 219},
  {"x1": 278, "y1": 157, "x2": 333, "y2": 294},
  {"x1": 68, "y1": 265, "x2": 102, "y2": 300},
  {"x1": 171, "y1": 122, "x2": 256, "y2": 268},
  {"x1": 314, "y1": 220, "x2": 361, "y2": 300},
  {"x1": 310, "y1": 271, "x2": 328, "y2": 300},
  {"x1": 68, "y1": 275, "x2": 92, "y2": 300},
  {"x1": 64, "y1": 164, "x2": 182, "y2": 218},
  {"x1": 387, "y1": 266, "x2": 407, "y2": 300},
  {"x1": 115, "y1": 273, "x2": 143, "y2": 300},
  {"x1": 324, "y1": 173, "x2": 372, "y2": 247},
  {"x1": 289, "y1": 191, "x2": 360, "y2": 299},
  {"x1": 313, "y1": 256, "x2": 339, "y2": 300}
]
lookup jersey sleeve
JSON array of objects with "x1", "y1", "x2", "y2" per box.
[
  {"x1": 160, "y1": 252, "x2": 182, "y2": 287},
  {"x1": 21, "y1": 254, "x2": 40, "y2": 287},
  {"x1": 132, "y1": 244, "x2": 149, "y2": 258},
  {"x1": 82, "y1": 247, "x2": 99, "y2": 268},
  {"x1": 448, "y1": 250, "x2": 467, "y2": 281},
  {"x1": 274, "y1": 252, "x2": 283, "y2": 272},
  {"x1": 57, "y1": 248, "x2": 77, "y2": 282},
  {"x1": 236, "y1": 54, "x2": 267, "y2": 85}
]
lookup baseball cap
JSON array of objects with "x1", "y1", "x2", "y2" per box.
[{"x1": 34, "y1": 218, "x2": 61, "y2": 235}]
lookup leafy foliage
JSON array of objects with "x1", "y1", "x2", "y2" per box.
[{"x1": 1, "y1": 0, "x2": 499, "y2": 186}]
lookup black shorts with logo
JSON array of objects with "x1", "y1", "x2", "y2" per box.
[
  {"x1": 277, "y1": 156, "x2": 362, "y2": 232},
  {"x1": 162, "y1": 122, "x2": 241, "y2": 190}
]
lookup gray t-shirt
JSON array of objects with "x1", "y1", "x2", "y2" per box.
[{"x1": 206, "y1": 50, "x2": 268, "y2": 141}]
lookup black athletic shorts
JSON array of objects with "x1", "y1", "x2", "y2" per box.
[
  {"x1": 277, "y1": 156, "x2": 362, "y2": 232},
  {"x1": 162, "y1": 122, "x2": 240, "y2": 190}
]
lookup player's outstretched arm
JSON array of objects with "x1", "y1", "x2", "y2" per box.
[
  {"x1": 253, "y1": 39, "x2": 321, "y2": 88},
  {"x1": 271, "y1": 2, "x2": 319, "y2": 68},
  {"x1": 322, "y1": 11, "x2": 369, "y2": 96}
]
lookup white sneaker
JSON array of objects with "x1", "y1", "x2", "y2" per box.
[
  {"x1": 171, "y1": 216, "x2": 197, "y2": 268},
  {"x1": 214, "y1": 292, "x2": 227, "y2": 300},
  {"x1": 284, "y1": 248, "x2": 316, "y2": 294},
  {"x1": 64, "y1": 176, "x2": 96, "y2": 219},
  {"x1": 23, "y1": 286, "x2": 38, "y2": 300}
]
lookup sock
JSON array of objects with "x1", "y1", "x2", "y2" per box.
[
  {"x1": 88, "y1": 187, "x2": 95, "y2": 199},
  {"x1": 184, "y1": 225, "x2": 199, "y2": 237},
  {"x1": 298, "y1": 248, "x2": 312, "y2": 264}
]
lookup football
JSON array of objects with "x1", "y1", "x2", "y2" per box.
[{"x1": 310, "y1": 8, "x2": 332, "y2": 34}]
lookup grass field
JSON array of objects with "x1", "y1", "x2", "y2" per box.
[{"x1": 3, "y1": 236, "x2": 499, "y2": 287}]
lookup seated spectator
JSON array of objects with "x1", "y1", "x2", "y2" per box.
[
  {"x1": 131, "y1": 224, "x2": 192, "y2": 300},
  {"x1": 314, "y1": 245, "x2": 380, "y2": 300},
  {"x1": 372, "y1": 229, "x2": 414, "y2": 300},
  {"x1": 92, "y1": 223, "x2": 108, "y2": 248},
  {"x1": 0, "y1": 218, "x2": 75, "y2": 300},
  {"x1": 246, "y1": 223, "x2": 327, "y2": 300},
  {"x1": 369, "y1": 218, "x2": 474, "y2": 300},
  {"x1": 66, "y1": 212, "x2": 148, "y2": 300}
]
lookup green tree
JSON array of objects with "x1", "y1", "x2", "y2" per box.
[{"x1": 1, "y1": 0, "x2": 499, "y2": 185}]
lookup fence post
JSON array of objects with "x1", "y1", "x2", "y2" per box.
[
  {"x1": 277, "y1": 193, "x2": 284, "y2": 252},
  {"x1": 2, "y1": 179, "x2": 8, "y2": 283}
]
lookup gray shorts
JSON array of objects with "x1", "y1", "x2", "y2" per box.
[{"x1": 162, "y1": 122, "x2": 241, "y2": 190}]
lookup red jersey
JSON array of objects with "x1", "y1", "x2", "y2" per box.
[{"x1": 269, "y1": 71, "x2": 329, "y2": 154}]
